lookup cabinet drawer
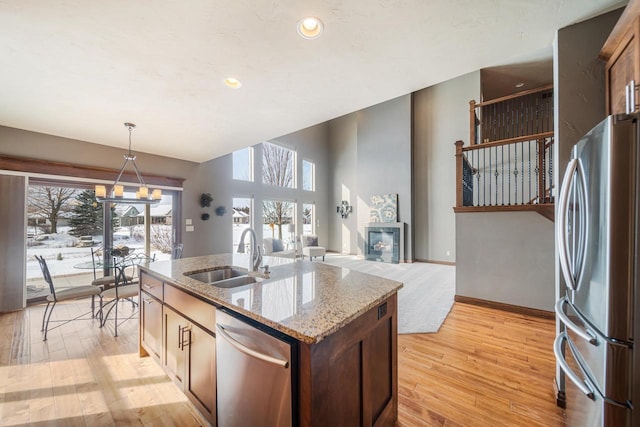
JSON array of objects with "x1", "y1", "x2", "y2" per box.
[
  {"x1": 164, "y1": 284, "x2": 215, "y2": 332},
  {"x1": 140, "y1": 272, "x2": 163, "y2": 301}
]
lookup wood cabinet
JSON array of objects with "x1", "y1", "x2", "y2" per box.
[
  {"x1": 139, "y1": 268, "x2": 398, "y2": 427},
  {"x1": 602, "y1": 0, "x2": 640, "y2": 115},
  {"x1": 163, "y1": 286, "x2": 217, "y2": 424},
  {"x1": 298, "y1": 294, "x2": 398, "y2": 427},
  {"x1": 139, "y1": 272, "x2": 217, "y2": 426}
]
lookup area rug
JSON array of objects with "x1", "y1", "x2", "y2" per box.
[{"x1": 321, "y1": 254, "x2": 455, "y2": 334}]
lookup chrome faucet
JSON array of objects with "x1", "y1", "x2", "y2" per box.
[{"x1": 237, "y1": 228, "x2": 262, "y2": 272}]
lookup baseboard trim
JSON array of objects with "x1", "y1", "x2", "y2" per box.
[
  {"x1": 415, "y1": 258, "x2": 456, "y2": 266},
  {"x1": 454, "y1": 295, "x2": 555, "y2": 320}
]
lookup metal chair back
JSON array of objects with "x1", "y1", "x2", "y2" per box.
[{"x1": 35, "y1": 255, "x2": 57, "y2": 302}]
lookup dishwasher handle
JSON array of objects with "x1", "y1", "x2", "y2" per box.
[{"x1": 217, "y1": 323, "x2": 289, "y2": 369}]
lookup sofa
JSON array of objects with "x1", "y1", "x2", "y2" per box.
[{"x1": 263, "y1": 237, "x2": 297, "y2": 258}]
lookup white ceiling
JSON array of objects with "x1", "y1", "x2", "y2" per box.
[{"x1": 0, "y1": 0, "x2": 626, "y2": 163}]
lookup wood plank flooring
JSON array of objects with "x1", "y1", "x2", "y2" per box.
[{"x1": 0, "y1": 300, "x2": 565, "y2": 426}]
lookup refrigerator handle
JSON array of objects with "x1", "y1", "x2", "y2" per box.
[
  {"x1": 555, "y1": 297, "x2": 598, "y2": 345},
  {"x1": 553, "y1": 332, "x2": 595, "y2": 400},
  {"x1": 557, "y1": 158, "x2": 579, "y2": 291}
]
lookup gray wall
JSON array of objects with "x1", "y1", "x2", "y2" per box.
[
  {"x1": 182, "y1": 123, "x2": 330, "y2": 257},
  {"x1": 0, "y1": 125, "x2": 197, "y2": 178},
  {"x1": 327, "y1": 95, "x2": 413, "y2": 261},
  {"x1": 554, "y1": 8, "x2": 622, "y2": 182},
  {"x1": 413, "y1": 71, "x2": 480, "y2": 262},
  {"x1": 456, "y1": 211, "x2": 555, "y2": 311}
]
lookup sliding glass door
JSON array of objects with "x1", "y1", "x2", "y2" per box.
[{"x1": 26, "y1": 179, "x2": 180, "y2": 303}]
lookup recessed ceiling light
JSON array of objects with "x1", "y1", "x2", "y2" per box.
[
  {"x1": 515, "y1": 82, "x2": 525, "y2": 88},
  {"x1": 297, "y1": 16, "x2": 324, "y2": 39},
  {"x1": 223, "y1": 77, "x2": 242, "y2": 89}
]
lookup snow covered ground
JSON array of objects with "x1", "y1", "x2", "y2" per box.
[{"x1": 26, "y1": 226, "x2": 171, "y2": 280}]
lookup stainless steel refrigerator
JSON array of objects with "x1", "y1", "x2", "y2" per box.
[{"x1": 554, "y1": 114, "x2": 639, "y2": 426}]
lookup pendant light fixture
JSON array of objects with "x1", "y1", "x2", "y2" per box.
[{"x1": 95, "y1": 123, "x2": 161, "y2": 204}]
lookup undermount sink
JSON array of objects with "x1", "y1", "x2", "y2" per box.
[
  {"x1": 212, "y1": 275, "x2": 257, "y2": 288},
  {"x1": 184, "y1": 266, "x2": 249, "y2": 284}
]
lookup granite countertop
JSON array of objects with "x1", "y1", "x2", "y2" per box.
[{"x1": 139, "y1": 254, "x2": 403, "y2": 344}]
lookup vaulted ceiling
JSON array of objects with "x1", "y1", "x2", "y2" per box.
[{"x1": 0, "y1": 1, "x2": 626, "y2": 162}]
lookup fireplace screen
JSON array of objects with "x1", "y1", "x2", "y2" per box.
[{"x1": 365, "y1": 227, "x2": 400, "y2": 263}]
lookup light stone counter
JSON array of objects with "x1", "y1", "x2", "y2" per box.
[{"x1": 139, "y1": 253, "x2": 403, "y2": 344}]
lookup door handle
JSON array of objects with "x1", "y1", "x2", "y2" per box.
[
  {"x1": 553, "y1": 332, "x2": 595, "y2": 400},
  {"x1": 555, "y1": 298, "x2": 598, "y2": 345},
  {"x1": 216, "y1": 323, "x2": 289, "y2": 368},
  {"x1": 180, "y1": 326, "x2": 191, "y2": 350}
]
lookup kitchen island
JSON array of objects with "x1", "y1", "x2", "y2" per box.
[{"x1": 138, "y1": 254, "x2": 403, "y2": 427}]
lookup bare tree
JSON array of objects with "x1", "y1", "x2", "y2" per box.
[
  {"x1": 262, "y1": 142, "x2": 294, "y2": 238},
  {"x1": 28, "y1": 186, "x2": 78, "y2": 234}
]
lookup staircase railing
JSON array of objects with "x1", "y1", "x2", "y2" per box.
[
  {"x1": 455, "y1": 133, "x2": 554, "y2": 208},
  {"x1": 469, "y1": 84, "x2": 554, "y2": 146}
]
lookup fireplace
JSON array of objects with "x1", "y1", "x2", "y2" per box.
[{"x1": 365, "y1": 226, "x2": 401, "y2": 263}]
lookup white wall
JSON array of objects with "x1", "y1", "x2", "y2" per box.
[{"x1": 413, "y1": 71, "x2": 481, "y2": 263}]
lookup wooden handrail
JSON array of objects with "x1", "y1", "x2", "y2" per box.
[
  {"x1": 475, "y1": 84, "x2": 554, "y2": 108},
  {"x1": 462, "y1": 131, "x2": 554, "y2": 152}
]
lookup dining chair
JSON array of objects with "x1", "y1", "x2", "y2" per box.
[
  {"x1": 90, "y1": 247, "x2": 132, "y2": 290},
  {"x1": 100, "y1": 253, "x2": 155, "y2": 336},
  {"x1": 35, "y1": 255, "x2": 102, "y2": 341}
]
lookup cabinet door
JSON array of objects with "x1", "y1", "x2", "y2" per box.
[
  {"x1": 140, "y1": 291, "x2": 162, "y2": 361},
  {"x1": 607, "y1": 18, "x2": 640, "y2": 115},
  {"x1": 185, "y1": 322, "x2": 217, "y2": 423},
  {"x1": 163, "y1": 306, "x2": 187, "y2": 387}
]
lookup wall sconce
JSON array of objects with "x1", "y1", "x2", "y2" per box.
[{"x1": 337, "y1": 200, "x2": 353, "y2": 218}]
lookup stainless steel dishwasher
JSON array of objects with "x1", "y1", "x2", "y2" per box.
[{"x1": 215, "y1": 308, "x2": 295, "y2": 427}]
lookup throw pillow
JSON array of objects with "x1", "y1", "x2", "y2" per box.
[
  {"x1": 272, "y1": 239, "x2": 284, "y2": 252},
  {"x1": 304, "y1": 235, "x2": 318, "y2": 247}
]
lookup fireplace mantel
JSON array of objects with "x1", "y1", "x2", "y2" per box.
[{"x1": 364, "y1": 222, "x2": 405, "y2": 263}]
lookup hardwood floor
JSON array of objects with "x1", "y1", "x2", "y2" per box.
[
  {"x1": 0, "y1": 300, "x2": 565, "y2": 426},
  {"x1": 397, "y1": 303, "x2": 565, "y2": 427}
]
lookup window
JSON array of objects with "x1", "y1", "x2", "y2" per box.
[
  {"x1": 263, "y1": 199, "x2": 294, "y2": 240},
  {"x1": 262, "y1": 142, "x2": 295, "y2": 188},
  {"x1": 302, "y1": 160, "x2": 314, "y2": 191},
  {"x1": 233, "y1": 147, "x2": 253, "y2": 181},
  {"x1": 232, "y1": 197, "x2": 252, "y2": 251},
  {"x1": 302, "y1": 203, "x2": 314, "y2": 235}
]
